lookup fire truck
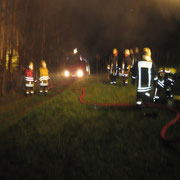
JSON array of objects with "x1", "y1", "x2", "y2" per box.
[{"x1": 64, "y1": 49, "x2": 90, "y2": 78}]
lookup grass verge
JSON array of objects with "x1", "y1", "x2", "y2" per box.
[{"x1": 0, "y1": 75, "x2": 179, "y2": 180}]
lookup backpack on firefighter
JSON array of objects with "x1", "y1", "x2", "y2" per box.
[
  {"x1": 39, "y1": 60, "x2": 49, "y2": 95},
  {"x1": 25, "y1": 62, "x2": 34, "y2": 96},
  {"x1": 153, "y1": 67, "x2": 176, "y2": 103}
]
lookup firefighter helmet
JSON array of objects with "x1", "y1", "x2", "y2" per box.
[
  {"x1": 41, "y1": 60, "x2": 47, "y2": 68},
  {"x1": 159, "y1": 67, "x2": 177, "y2": 74},
  {"x1": 113, "y1": 48, "x2": 118, "y2": 56},
  {"x1": 143, "y1": 47, "x2": 151, "y2": 56},
  {"x1": 143, "y1": 47, "x2": 152, "y2": 61},
  {"x1": 107, "y1": 64, "x2": 110, "y2": 70},
  {"x1": 135, "y1": 47, "x2": 139, "y2": 54},
  {"x1": 29, "y1": 61, "x2": 33, "y2": 70},
  {"x1": 124, "y1": 49, "x2": 130, "y2": 56},
  {"x1": 130, "y1": 49, "x2": 134, "y2": 55},
  {"x1": 73, "y1": 48, "x2": 78, "y2": 55}
]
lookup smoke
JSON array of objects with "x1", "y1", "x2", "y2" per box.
[
  {"x1": 94, "y1": 0, "x2": 180, "y2": 52},
  {"x1": 152, "y1": 0, "x2": 180, "y2": 19},
  {"x1": 41, "y1": 0, "x2": 180, "y2": 58}
]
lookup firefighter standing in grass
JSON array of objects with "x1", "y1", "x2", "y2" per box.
[
  {"x1": 134, "y1": 47, "x2": 141, "y2": 62},
  {"x1": 109, "y1": 48, "x2": 118, "y2": 84},
  {"x1": 122, "y1": 49, "x2": 131, "y2": 85},
  {"x1": 153, "y1": 67, "x2": 176, "y2": 103},
  {"x1": 39, "y1": 60, "x2": 49, "y2": 95},
  {"x1": 131, "y1": 47, "x2": 141, "y2": 85},
  {"x1": 134, "y1": 47, "x2": 156, "y2": 105},
  {"x1": 130, "y1": 48, "x2": 134, "y2": 69},
  {"x1": 25, "y1": 62, "x2": 34, "y2": 96},
  {"x1": 107, "y1": 62, "x2": 110, "y2": 81}
]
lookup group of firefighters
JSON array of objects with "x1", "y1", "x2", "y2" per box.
[
  {"x1": 108, "y1": 47, "x2": 177, "y2": 105},
  {"x1": 24, "y1": 48, "x2": 177, "y2": 106},
  {"x1": 25, "y1": 60, "x2": 49, "y2": 96}
]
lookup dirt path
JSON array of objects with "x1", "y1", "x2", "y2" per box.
[{"x1": 0, "y1": 79, "x2": 74, "y2": 120}]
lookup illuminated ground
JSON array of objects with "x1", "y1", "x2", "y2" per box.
[{"x1": 0, "y1": 75, "x2": 179, "y2": 180}]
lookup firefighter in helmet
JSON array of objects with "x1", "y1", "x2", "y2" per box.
[
  {"x1": 134, "y1": 47, "x2": 141, "y2": 61},
  {"x1": 153, "y1": 67, "x2": 176, "y2": 103},
  {"x1": 121, "y1": 49, "x2": 131, "y2": 85},
  {"x1": 130, "y1": 48, "x2": 134, "y2": 68},
  {"x1": 25, "y1": 61, "x2": 34, "y2": 96},
  {"x1": 131, "y1": 47, "x2": 141, "y2": 85},
  {"x1": 109, "y1": 48, "x2": 119, "y2": 84},
  {"x1": 39, "y1": 60, "x2": 49, "y2": 95},
  {"x1": 134, "y1": 47, "x2": 157, "y2": 105}
]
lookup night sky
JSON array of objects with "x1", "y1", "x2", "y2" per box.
[
  {"x1": 22, "y1": 0, "x2": 180, "y2": 69},
  {"x1": 49, "y1": 0, "x2": 180, "y2": 46}
]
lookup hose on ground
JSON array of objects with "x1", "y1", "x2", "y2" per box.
[{"x1": 79, "y1": 88, "x2": 180, "y2": 144}]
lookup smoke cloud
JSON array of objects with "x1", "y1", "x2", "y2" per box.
[
  {"x1": 152, "y1": 0, "x2": 180, "y2": 18},
  {"x1": 39, "y1": 0, "x2": 180, "y2": 59}
]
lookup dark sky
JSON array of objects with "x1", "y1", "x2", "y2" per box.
[
  {"x1": 32, "y1": 0, "x2": 180, "y2": 66},
  {"x1": 48, "y1": 0, "x2": 180, "y2": 51}
]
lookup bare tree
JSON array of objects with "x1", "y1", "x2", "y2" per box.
[{"x1": 0, "y1": 0, "x2": 7, "y2": 96}]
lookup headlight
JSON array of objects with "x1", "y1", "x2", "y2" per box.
[
  {"x1": 64, "y1": 70, "x2": 69, "y2": 77},
  {"x1": 77, "y1": 70, "x2": 83, "y2": 77}
]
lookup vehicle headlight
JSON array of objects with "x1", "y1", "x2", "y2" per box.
[
  {"x1": 64, "y1": 70, "x2": 69, "y2": 77},
  {"x1": 77, "y1": 70, "x2": 83, "y2": 77}
]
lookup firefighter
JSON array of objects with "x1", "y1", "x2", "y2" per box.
[
  {"x1": 109, "y1": 48, "x2": 119, "y2": 84},
  {"x1": 80, "y1": 55, "x2": 90, "y2": 76},
  {"x1": 134, "y1": 47, "x2": 156, "y2": 105},
  {"x1": 153, "y1": 67, "x2": 176, "y2": 103},
  {"x1": 107, "y1": 63, "x2": 110, "y2": 80},
  {"x1": 131, "y1": 47, "x2": 141, "y2": 85},
  {"x1": 25, "y1": 62, "x2": 34, "y2": 96},
  {"x1": 39, "y1": 60, "x2": 49, "y2": 95},
  {"x1": 130, "y1": 48, "x2": 134, "y2": 69},
  {"x1": 134, "y1": 47, "x2": 141, "y2": 61},
  {"x1": 122, "y1": 49, "x2": 131, "y2": 85}
]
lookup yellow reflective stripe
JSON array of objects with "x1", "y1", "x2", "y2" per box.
[
  {"x1": 174, "y1": 95, "x2": 180, "y2": 101},
  {"x1": 159, "y1": 67, "x2": 176, "y2": 74}
]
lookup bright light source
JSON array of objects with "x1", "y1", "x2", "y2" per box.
[
  {"x1": 77, "y1": 70, "x2": 83, "y2": 77},
  {"x1": 73, "y1": 48, "x2": 78, "y2": 55},
  {"x1": 65, "y1": 70, "x2": 69, "y2": 77}
]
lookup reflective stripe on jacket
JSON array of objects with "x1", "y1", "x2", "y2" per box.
[{"x1": 137, "y1": 60, "x2": 153, "y2": 92}]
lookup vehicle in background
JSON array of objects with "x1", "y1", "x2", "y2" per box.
[{"x1": 63, "y1": 49, "x2": 90, "y2": 78}]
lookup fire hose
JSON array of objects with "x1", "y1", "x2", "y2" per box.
[{"x1": 78, "y1": 88, "x2": 180, "y2": 143}]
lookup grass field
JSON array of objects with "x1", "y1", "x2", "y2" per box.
[{"x1": 0, "y1": 75, "x2": 179, "y2": 180}]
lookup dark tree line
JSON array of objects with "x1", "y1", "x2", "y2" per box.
[
  {"x1": 0, "y1": 0, "x2": 180, "y2": 96},
  {"x1": 0, "y1": 0, "x2": 67, "y2": 96}
]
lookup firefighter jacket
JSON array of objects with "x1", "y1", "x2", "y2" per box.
[
  {"x1": 132, "y1": 53, "x2": 140, "y2": 68},
  {"x1": 25, "y1": 68, "x2": 34, "y2": 87},
  {"x1": 135, "y1": 59, "x2": 156, "y2": 93},
  {"x1": 134, "y1": 53, "x2": 141, "y2": 63},
  {"x1": 39, "y1": 67, "x2": 49, "y2": 86},
  {"x1": 130, "y1": 54, "x2": 134, "y2": 68},
  {"x1": 153, "y1": 67, "x2": 176, "y2": 101},
  {"x1": 122, "y1": 56, "x2": 131, "y2": 75},
  {"x1": 110, "y1": 56, "x2": 118, "y2": 76},
  {"x1": 131, "y1": 53, "x2": 141, "y2": 78}
]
